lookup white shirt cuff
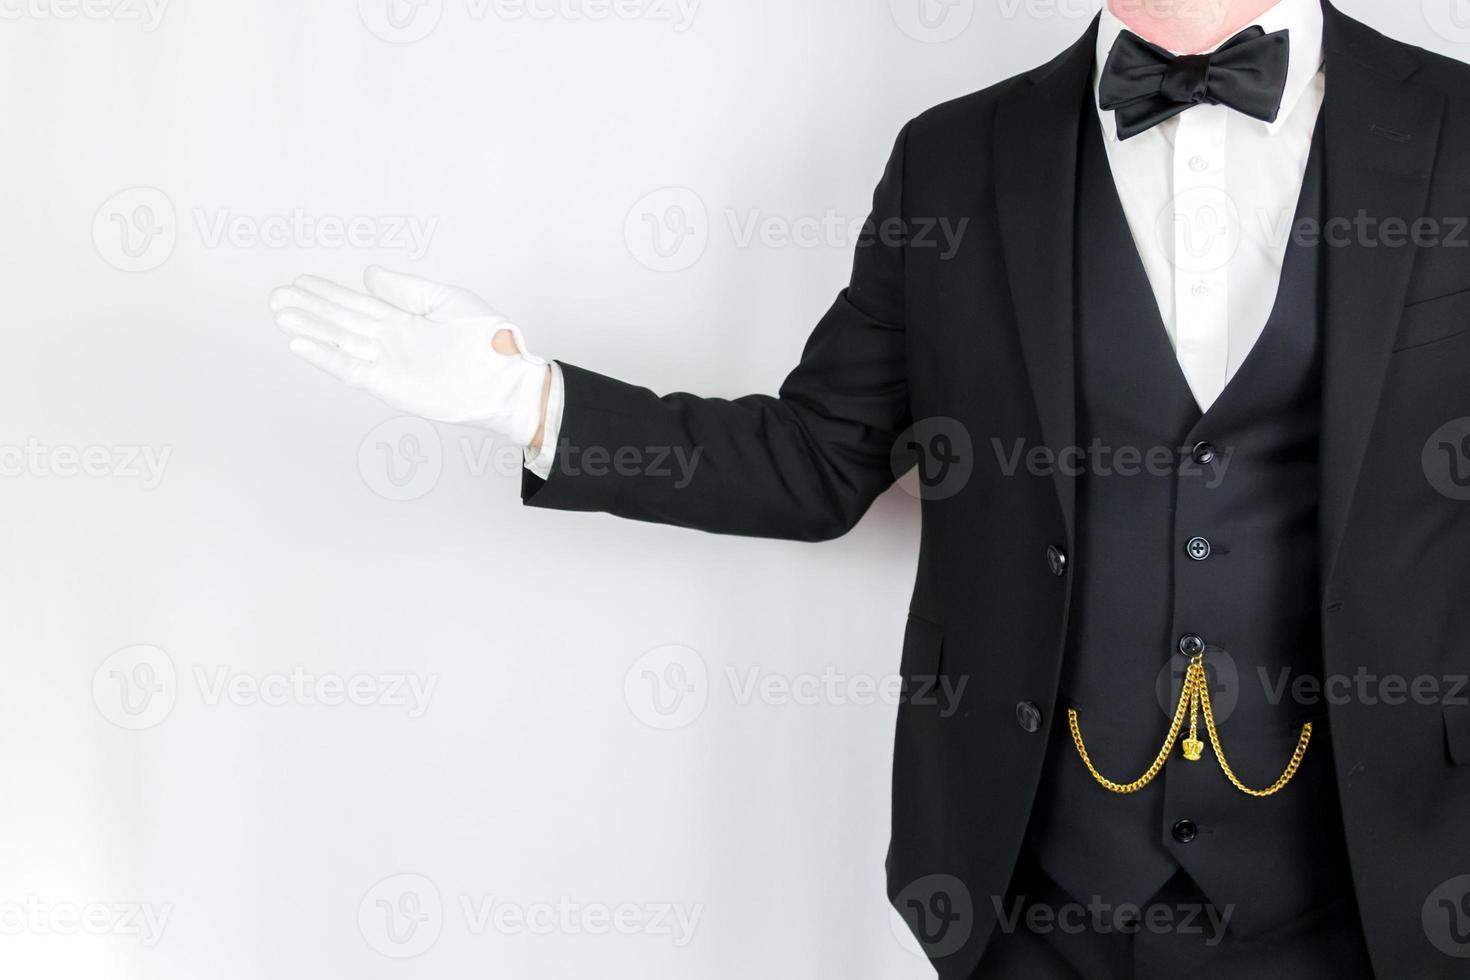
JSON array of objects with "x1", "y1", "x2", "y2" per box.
[{"x1": 522, "y1": 361, "x2": 564, "y2": 481}]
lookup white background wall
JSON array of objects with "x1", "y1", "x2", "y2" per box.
[{"x1": 0, "y1": 1, "x2": 1457, "y2": 977}]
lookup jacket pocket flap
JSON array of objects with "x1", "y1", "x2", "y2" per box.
[
  {"x1": 1395, "y1": 286, "x2": 1470, "y2": 352},
  {"x1": 899, "y1": 614, "x2": 944, "y2": 682}
]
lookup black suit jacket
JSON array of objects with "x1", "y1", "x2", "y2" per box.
[{"x1": 525, "y1": 4, "x2": 1470, "y2": 976}]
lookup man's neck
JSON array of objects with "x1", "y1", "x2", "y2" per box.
[{"x1": 1108, "y1": 0, "x2": 1285, "y2": 54}]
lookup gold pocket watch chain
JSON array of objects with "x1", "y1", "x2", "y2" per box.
[{"x1": 1066, "y1": 654, "x2": 1313, "y2": 798}]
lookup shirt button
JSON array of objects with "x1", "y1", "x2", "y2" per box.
[
  {"x1": 1191, "y1": 442, "x2": 1216, "y2": 465},
  {"x1": 1173, "y1": 818, "x2": 1199, "y2": 844},
  {"x1": 1191, "y1": 280, "x2": 1213, "y2": 299},
  {"x1": 1046, "y1": 545, "x2": 1068, "y2": 577},
  {"x1": 1016, "y1": 701, "x2": 1043, "y2": 733},
  {"x1": 1188, "y1": 154, "x2": 1209, "y2": 173},
  {"x1": 1179, "y1": 634, "x2": 1206, "y2": 657},
  {"x1": 1186, "y1": 537, "x2": 1212, "y2": 561}
]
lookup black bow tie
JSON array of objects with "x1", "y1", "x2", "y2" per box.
[{"x1": 1098, "y1": 26, "x2": 1291, "y2": 140}]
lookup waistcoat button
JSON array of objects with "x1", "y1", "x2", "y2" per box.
[{"x1": 1016, "y1": 701, "x2": 1043, "y2": 733}]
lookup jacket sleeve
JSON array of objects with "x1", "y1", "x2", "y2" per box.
[{"x1": 521, "y1": 122, "x2": 914, "y2": 542}]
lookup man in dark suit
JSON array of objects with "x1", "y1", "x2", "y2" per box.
[{"x1": 271, "y1": 1, "x2": 1470, "y2": 975}]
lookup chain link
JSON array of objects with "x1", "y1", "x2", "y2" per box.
[{"x1": 1067, "y1": 655, "x2": 1313, "y2": 798}]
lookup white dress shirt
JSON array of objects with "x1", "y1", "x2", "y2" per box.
[
  {"x1": 1094, "y1": 0, "x2": 1325, "y2": 411},
  {"x1": 526, "y1": 0, "x2": 1327, "y2": 477}
]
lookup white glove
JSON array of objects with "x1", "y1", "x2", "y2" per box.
[{"x1": 270, "y1": 267, "x2": 551, "y2": 448}]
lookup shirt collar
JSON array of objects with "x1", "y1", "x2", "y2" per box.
[{"x1": 1093, "y1": 0, "x2": 1324, "y2": 141}]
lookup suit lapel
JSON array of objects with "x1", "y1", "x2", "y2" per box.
[
  {"x1": 1318, "y1": 3, "x2": 1444, "y2": 586},
  {"x1": 994, "y1": 20, "x2": 1098, "y2": 543}
]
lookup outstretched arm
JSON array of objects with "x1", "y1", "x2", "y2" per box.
[{"x1": 273, "y1": 122, "x2": 914, "y2": 542}]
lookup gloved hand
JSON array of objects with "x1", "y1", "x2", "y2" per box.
[{"x1": 270, "y1": 267, "x2": 552, "y2": 448}]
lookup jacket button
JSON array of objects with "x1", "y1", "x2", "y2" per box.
[
  {"x1": 1178, "y1": 634, "x2": 1206, "y2": 657},
  {"x1": 1046, "y1": 545, "x2": 1068, "y2": 577},
  {"x1": 1186, "y1": 537, "x2": 1212, "y2": 561},
  {"x1": 1172, "y1": 818, "x2": 1198, "y2": 844},
  {"x1": 1016, "y1": 701, "x2": 1043, "y2": 733},
  {"x1": 1191, "y1": 442, "x2": 1216, "y2": 465}
]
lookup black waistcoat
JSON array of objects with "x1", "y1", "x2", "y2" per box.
[{"x1": 1025, "y1": 111, "x2": 1354, "y2": 937}]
